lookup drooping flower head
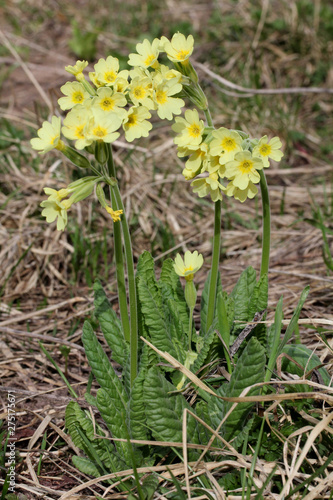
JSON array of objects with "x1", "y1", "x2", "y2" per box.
[
  {"x1": 30, "y1": 116, "x2": 63, "y2": 154},
  {"x1": 191, "y1": 172, "x2": 223, "y2": 202},
  {"x1": 174, "y1": 250, "x2": 203, "y2": 281},
  {"x1": 65, "y1": 60, "x2": 88, "y2": 78}
]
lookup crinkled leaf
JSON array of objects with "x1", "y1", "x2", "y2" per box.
[
  {"x1": 143, "y1": 368, "x2": 200, "y2": 450},
  {"x1": 209, "y1": 337, "x2": 265, "y2": 443},
  {"x1": 72, "y1": 455, "x2": 101, "y2": 478},
  {"x1": 137, "y1": 277, "x2": 181, "y2": 361},
  {"x1": 231, "y1": 266, "x2": 257, "y2": 328},
  {"x1": 93, "y1": 279, "x2": 129, "y2": 367},
  {"x1": 128, "y1": 367, "x2": 150, "y2": 441},
  {"x1": 82, "y1": 320, "x2": 129, "y2": 404},
  {"x1": 248, "y1": 274, "x2": 268, "y2": 319},
  {"x1": 96, "y1": 388, "x2": 133, "y2": 466}
]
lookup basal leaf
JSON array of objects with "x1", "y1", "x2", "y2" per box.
[
  {"x1": 72, "y1": 455, "x2": 101, "y2": 478},
  {"x1": 281, "y1": 344, "x2": 331, "y2": 387},
  {"x1": 143, "y1": 368, "x2": 200, "y2": 447},
  {"x1": 128, "y1": 367, "x2": 150, "y2": 441},
  {"x1": 209, "y1": 337, "x2": 266, "y2": 443},
  {"x1": 82, "y1": 320, "x2": 129, "y2": 404},
  {"x1": 231, "y1": 266, "x2": 257, "y2": 327},
  {"x1": 93, "y1": 279, "x2": 129, "y2": 367}
]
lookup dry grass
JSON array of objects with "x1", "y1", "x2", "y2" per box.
[{"x1": 1, "y1": 0, "x2": 333, "y2": 498}]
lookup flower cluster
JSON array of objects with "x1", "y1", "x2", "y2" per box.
[
  {"x1": 31, "y1": 33, "x2": 196, "y2": 157},
  {"x1": 172, "y1": 112, "x2": 284, "y2": 203}
]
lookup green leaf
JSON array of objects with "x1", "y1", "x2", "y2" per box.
[
  {"x1": 93, "y1": 279, "x2": 129, "y2": 368},
  {"x1": 137, "y1": 277, "x2": 182, "y2": 361},
  {"x1": 140, "y1": 473, "x2": 159, "y2": 500},
  {"x1": 281, "y1": 344, "x2": 331, "y2": 387},
  {"x1": 192, "y1": 325, "x2": 217, "y2": 374},
  {"x1": 143, "y1": 368, "x2": 200, "y2": 448},
  {"x1": 277, "y1": 286, "x2": 310, "y2": 356},
  {"x1": 248, "y1": 274, "x2": 268, "y2": 319},
  {"x1": 209, "y1": 337, "x2": 266, "y2": 443},
  {"x1": 72, "y1": 455, "x2": 101, "y2": 478},
  {"x1": 128, "y1": 367, "x2": 150, "y2": 441},
  {"x1": 231, "y1": 266, "x2": 257, "y2": 327},
  {"x1": 82, "y1": 320, "x2": 129, "y2": 404},
  {"x1": 96, "y1": 388, "x2": 133, "y2": 466}
]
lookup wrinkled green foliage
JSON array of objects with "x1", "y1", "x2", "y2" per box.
[{"x1": 65, "y1": 262, "x2": 328, "y2": 496}]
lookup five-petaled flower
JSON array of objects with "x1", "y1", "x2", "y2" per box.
[{"x1": 174, "y1": 250, "x2": 203, "y2": 281}]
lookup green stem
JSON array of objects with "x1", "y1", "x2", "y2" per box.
[
  {"x1": 203, "y1": 107, "x2": 213, "y2": 127},
  {"x1": 188, "y1": 306, "x2": 194, "y2": 350},
  {"x1": 205, "y1": 199, "x2": 222, "y2": 332},
  {"x1": 259, "y1": 169, "x2": 271, "y2": 278},
  {"x1": 105, "y1": 152, "x2": 130, "y2": 344},
  {"x1": 107, "y1": 145, "x2": 138, "y2": 386}
]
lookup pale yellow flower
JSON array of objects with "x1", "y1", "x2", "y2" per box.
[
  {"x1": 40, "y1": 197, "x2": 71, "y2": 231},
  {"x1": 178, "y1": 142, "x2": 209, "y2": 176},
  {"x1": 30, "y1": 116, "x2": 62, "y2": 154},
  {"x1": 92, "y1": 56, "x2": 126, "y2": 86},
  {"x1": 123, "y1": 106, "x2": 152, "y2": 142},
  {"x1": 129, "y1": 77, "x2": 154, "y2": 109},
  {"x1": 65, "y1": 60, "x2": 88, "y2": 77},
  {"x1": 160, "y1": 33, "x2": 194, "y2": 63},
  {"x1": 91, "y1": 87, "x2": 127, "y2": 120},
  {"x1": 252, "y1": 135, "x2": 284, "y2": 168},
  {"x1": 225, "y1": 151, "x2": 263, "y2": 190},
  {"x1": 153, "y1": 79, "x2": 184, "y2": 120},
  {"x1": 174, "y1": 250, "x2": 203, "y2": 281},
  {"x1": 152, "y1": 64, "x2": 183, "y2": 85},
  {"x1": 224, "y1": 180, "x2": 258, "y2": 203},
  {"x1": 209, "y1": 128, "x2": 243, "y2": 164},
  {"x1": 85, "y1": 115, "x2": 122, "y2": 143},
  {"x1": 62, "y1": 105, "x2": 93, "y2": 150},
  {"x1": 58, "y1": 82, "x2": 90, "y2": 111},
  {"x1": 128, "y1": 38, "x2": 160, "y2": 69},
  {"x1": 172, "y1": 109, "x2": 204, "y2": 147},
  {"x1": 191, "y1": 172, "x2": 223, "y2": 202}
]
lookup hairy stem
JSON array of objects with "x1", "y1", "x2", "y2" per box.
[{"x1": 259, "y1": 169, "x2": 271, "y2": 278}]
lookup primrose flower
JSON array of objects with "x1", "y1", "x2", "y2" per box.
[
  {"x1": 161, "y1": 33, "x2": 194, "y2": 63},
  {"x1": 224, "y1": 180, "x2": 258, "y2": 203},
  {"x1": 129, "y1": 77, "x2": 154, "y2": 109},
  {"x1": 174, "y1": 250, "x2": 203, "y2": 281},
  {"x1": 30, "y1": 116, "x2": 62, "y2": 154},
  {"x1": 225, "y1": 151, "x2": 263, "y2": 190},
  {"x1": 62, "y1": 106, "x2": 93, "y2": 150},
  {"x1": 178, "y1": 142, "x2": 209, "y2": 176},
  {"x1": 172, "y1": 109, "x2": 205, "y2": 147},
  {"x1": 209, "y1": 128, "x2": 243, "y2": 164},
  {"x1": 58, "y1": 82, "x2": 90, "y2": 111},
  {"x1": 65, "y1": 60, "x2": 88, "y2": 79},
  {"x1": 91, "y1": 56, "x2": 125, "y2": 86},
  {"x1": 153, "y1": 79, "x2": 184, "y2": 120},
  {"x1": 85, "y1": 115, "x2": 122, "y2": 143},
  {"x1": 92, "y1": 87, "x2": 127, "y2": 120},
  {"x1": 123, "y1": 106, "x2": 152, "y2": 142},
  {"x1": 105, "y1": 205, "x2": 123, "y2": 222},
  {"x1": 40, "y1": 196, "x2": 72, "y2": 231},
  {"x1": 128, "y1": 38, "x2": 160, "y2": 69},
  {"x1": 152, "y1": 64, "x2": 183, "y2": 84},
  {"x1": 191, "y1": 172, "x2": 223, "y2": 202},
  {"x1": 252, "y1": 135, "x2": 284, "y2": 168}
]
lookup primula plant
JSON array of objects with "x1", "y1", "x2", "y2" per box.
[{"x1": 31, "y1": 32, "x2": 332, "y2": 498}]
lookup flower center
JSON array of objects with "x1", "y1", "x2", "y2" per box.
[
  {"x1": 259, "y1": 144, "x2": 271, "y2": 156},
  {"x1": 72, "y1": 91, "x2": 84, "y2": 103},
  {"x1": 104, "y1": 71, "x2": 116, "y2": 83},
  {"x1": 156, "y1": 90, "x2": 167, "y2": 104},
  {"x1": 184, "y1": 265, "x2": 193, "y2": 272},
  {"x1": 239, "y1": 160, "x2": 253, "y2": 173},
  {"x1": 93, "y1": 126, "x2": 107, "y2": 138},
  {"x1": 188, "y1": 124, "x2": 201, "y2": 138},
  {"x1": 133, "y1": 87, "x2": 145, "y2": 99},
  {"x1": 127, "y1": 114, "x2": 137, "y2": 127},
  {"x1": 222, "y1": 137, "x2": 236, "y2": 151},
  {"x1": 101, "y1": 98, "x2": 114, "y2": 111},
  {"x1": 144, "y1": 54, "x2": 156, "y2": 66},
  {"x1": 76, "y1": 125, "x2": 85, "y2": 139},
  {"x1": 176, "y1": 49, "x2": 189, "y2": 60}
]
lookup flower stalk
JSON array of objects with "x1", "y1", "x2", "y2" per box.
[{"x1": 259, "y1": 169, "x2": 271, "y2": 278}]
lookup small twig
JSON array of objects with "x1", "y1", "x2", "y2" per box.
[
  {"x1": 195, "y1": 61, "x2": 333, "y2": 95},
  {"x1": 230, "y1": 310, "x2": 267, "y2": 357}
]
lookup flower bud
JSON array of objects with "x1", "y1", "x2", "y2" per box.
[{"x1": 62, "y1": 145, "x2": 91, "y2": 168}]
